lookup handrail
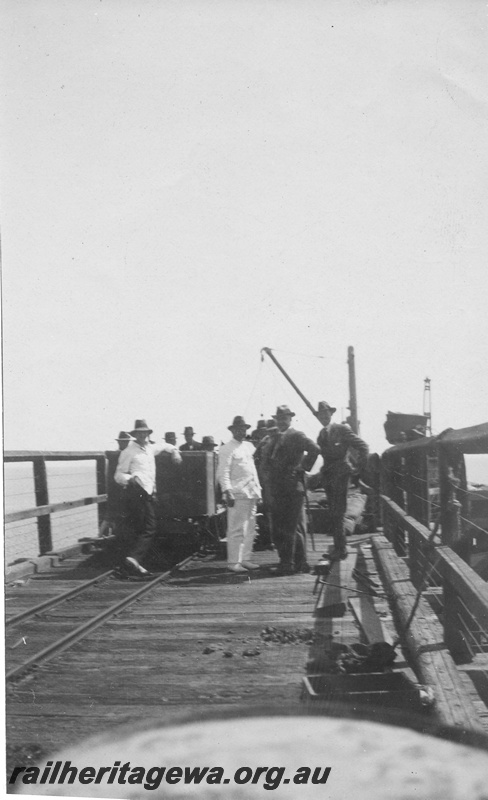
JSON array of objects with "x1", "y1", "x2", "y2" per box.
[
  {"x1": 4, "y1": 451, "x2": 108, "y2": 556},
  {"x1": 380, "y1": 495, "x2": 488, "y2": 662},
  {"x1": 5, "y1": 494, "x2": 107, "y2": 524},
  {"x1": 4, "y1": 451, "x2": 105, "y2": 462},
  {"x1": 380, "y1": 421, "x2": 488, "y2": 664}
]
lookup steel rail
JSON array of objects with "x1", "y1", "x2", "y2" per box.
[
  {"x1": 6, "y1": 555, "x2": 195, "y2": 683},
  {"x1": 6, "y1": 569, "x2": 115, "y2": 628}
]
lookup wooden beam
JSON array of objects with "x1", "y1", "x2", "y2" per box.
[
  {"x1": 436, "y1": 545, "x2": 488, "y2": 627},
  {"x1": 315, "y1": 551, "x2": 357, "y2": 615},
  {"x1": 380, "y1": 495, "x2": 431, "y2": 544},
  {"x1": 348, "y1": 595, "x2": 391, "y2": 644},
  {"x1": 96, "y1": 455, "x2": 107, "y2": 528},
  {"x1": 380, "y1": 496, "x2": 488, "y2": 627},
  {"x1": 5, "y1": 495, "x2": 108, "y2": 524},
  {"x1": 33, "y1": 456, "x2": 51, "y2": 554},
  {"x1": 372, "y1": 535, "x2": 484, "y2": 733},
  {"x1": 4, "y1": 451, "x2": 104, "y2": 462}
]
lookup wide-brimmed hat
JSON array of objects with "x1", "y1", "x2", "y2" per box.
[
  {"x1": 202, "y1": 435, "x2": 217, "y2": 448},
  {"x1": 183, "y1": 426, "x2": 195, "y2": 436},
  {"x1": 272, "y1": 405, "x2": 295, "y2": 419},
  {"x1": 228, "y1": 415, "x2": 251, "y2": 431},
  {"x1": 130, "y1": 419, "x2": 153, "y2": 435},
  {"x1": 256, "y1": 419, "x2": 267, "y2": 429},
  {"x1": 317, "y1": 400, "x2": 337, "y2": 414},
  {"x1": 266, "y1": 418, "x2": 279, "y2": 431},
  {"x1": 115, "y1": 431, "x2": 132, "y2": 442},
  {"x1": 164, "y1": 431, "x2": 176, "y2": 441}
]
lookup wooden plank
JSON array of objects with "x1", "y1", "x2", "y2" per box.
[
  {"x1": 380, "y1": 495, "x2": 431, "y2": 545},
  {"x1": 372, "y1": 535, "x2": 484, "y2": 733},
  {"x1": 314, "y1": 550, "x2": 357, "y2": 614},
  {"x1": 5, "y1": 494, "x2": 107, "y2": 523},
  {"x1": 6, "y1": 526, "x2": 487, "y2": 766},
  {"x1": 339, "y1": 550, "x2": 357, "y2": 605},
  {"x1": 436, "y1": 545, "x2": 488, "y2": 624},
  {"x1": 96, "y1": 455, "x2": 106, "y2": 527},
  {"x1": 348, "y1": 595, "x2": 390, "y2": 644},
  {"x1": 4, "y1": 451, "x2": 104, "y2": 461},
  {"x1": 33, "y1": 456, "x2": 51, "y2": 554},
  {"x1": 378, "y1": 500, "x2": 488, "y2": 651}
]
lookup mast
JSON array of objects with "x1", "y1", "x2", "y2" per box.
[
  {"x1": 347, "y1": 346, "x2": 359, "y2": 433},
  {"x1": 423, "y1": 377, "x2": 432, "y2": 436}
]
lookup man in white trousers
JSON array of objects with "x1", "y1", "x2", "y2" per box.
[{"x1": 217, "y1": 415, "x2": 262, "y2": 573}]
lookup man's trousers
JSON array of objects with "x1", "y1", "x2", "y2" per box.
[
  {"x1": 226, "y1": 497, "x2": 257, "y2": 566},
  {"x1": 124, "y1": 482, "x2": 158, "y2": 565},
  {"x1": 270, "y1": 489, "x2": 307, "y2": 571},
  {"x1": 322, "y1": 466, "x2": 350, "y2": 551}
]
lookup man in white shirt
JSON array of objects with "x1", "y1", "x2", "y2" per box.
[
  {"x1": 115, "y1": 419, "x2": 159, "y2": 578},
  {"x1": 217, "y1": 416, "x2": 262, "y2": 573}
]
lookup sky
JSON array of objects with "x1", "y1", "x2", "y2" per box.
[{"x1": 1, "y1": 0, "x2": 487, "y2": 460}]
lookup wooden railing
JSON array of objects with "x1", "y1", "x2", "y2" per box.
[
  {"x1": 380, "y1": 423, "x2": 488, "y2": 661},
  {"x1": 4, "y1": 451, "x2": 107, "y2": 556}
]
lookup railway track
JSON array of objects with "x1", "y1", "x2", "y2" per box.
[{"x1": 5, "y1": 556, "x2": 194, "y2": 683}]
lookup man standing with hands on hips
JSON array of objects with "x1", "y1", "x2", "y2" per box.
[
  {"x1": 217, "y1": 416, "x2": 262, "y2": 573},
  {"x1": 266, "y1": 405, "x2": 320, "y2": 575},
  {"x1": 316, "y1": 400, "x2": 369, "y2": 560}
]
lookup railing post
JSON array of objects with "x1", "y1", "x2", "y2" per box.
[
  {"x1": 439, "y1": 447, "x2": 469, "y2": 561},
  {"x1": 439, "y1": 446, "x2": 472, "y2": 660},
  {"x1": 443, "y1": 578, "x2": 471, "y2": 661},
  {"x1": 32, "y1": 456, "x2": 52, "y2": 554},
  {"x1": 380, "y1": 456, "x2": 393, "y2": 543},
  {"x1": 391, "y1": 455, "x2": 407, "y2": 556},
  {"x1": 405, "y1": 451, "x2": 429, "y2": 586},
  {"x1": 405, "y1": 452, "x2": 417, "y2": 583},
  {"x1": 96, "y1": 455, "x2": 107, "y2": 529}
]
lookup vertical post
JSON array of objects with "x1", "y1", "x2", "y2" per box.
[
  {"x1": 405, "y1": 450, "x2": 430, "y2": 585},
  {"x1": 381, "y1": 453, "x2": 405, "y2": 555},
  {"x1": 32, "y1": 456, "x2": 52, "y2": 555},
  {"x1": 439, "y1": 447, "x2": 468, "y2": 560},
  {"x1": 439, "y1": 444, "x2": 472, "y2": 660},
  {"x1": 347, "y1": 346, "x2": 359, "y2": 434},
  {"x1": 96, "y1": 455, "x2": 107, "y2": 529},
  {"x1": 443, "y1": 580, "x2": 471, "y2": 660}
]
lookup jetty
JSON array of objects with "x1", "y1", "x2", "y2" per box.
[{"x1": 4, "y1": 421, "x2": 488, "y2": 773}]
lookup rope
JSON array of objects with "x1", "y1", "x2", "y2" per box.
[
  {"x1": 459, "y1": 516, "x2": 488, "y2": 536},
  {"x1": 406, "y1": 490, "x2": 441, "y2": 509},
  {"x1": 243, "y1": 357, "x2": 264, "y2": 419},
  {"x1": 456, "y1": 485, "x2": 488, "y2": 501},
  {"x1": 270, "y1": 347, "x2": 331, "y2": 361}
]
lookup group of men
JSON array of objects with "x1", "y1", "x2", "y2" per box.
[
  {"x1": 107, "y1": 402, "x2": 368, "y2": 580},
  {"x1": 106, "y1": 421, "x2": 215, "y2": 577},
  {"x1": 217, "y1": 401, "x2": 368, "y2": 575}
]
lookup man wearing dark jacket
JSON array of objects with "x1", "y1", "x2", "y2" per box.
[
  {"x1": 317, "y1": 400, "x2": 369, "y2": 559},
  {"x1": 265, "y1": 405, "x2": 320, "y2": 575},
  {"x1": 179, "y1": 426, "x2": 202, "y2": 451}
]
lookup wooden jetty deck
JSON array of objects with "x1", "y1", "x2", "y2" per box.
[{"x1": 7, "y1": 532, "x2": 488, "y2": 775}]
